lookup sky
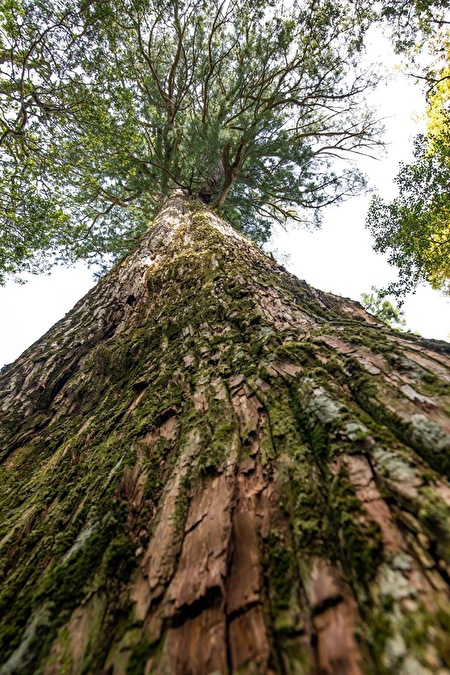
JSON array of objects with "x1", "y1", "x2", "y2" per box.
[{"x1": 0, "y1": 33, "x2": 449, "y2": 368}]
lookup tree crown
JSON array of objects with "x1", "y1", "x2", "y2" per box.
[{"x1": 0, "y1": 0, "x2": 381, "y2": 281}]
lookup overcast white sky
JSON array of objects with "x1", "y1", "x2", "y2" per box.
[{"x1": 0, "y1": 32, "x2": 449, "y2": 368}]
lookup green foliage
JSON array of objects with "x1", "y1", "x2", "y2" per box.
[
  {"x1": 0, "y1": 0, "x2": 104, "y2": 282},
  {"x1": 360, "y1": 285, "x2": 406, "y2": 328},
  {"x1": 0, "y1": 0, "x2": 382, "y2": 280},
  {"x1": 366, "y1": 2, "x2": 450, "y2": 298},
  {"x1": 367, "y1": 134, "x2": 450, "y2": 297}
]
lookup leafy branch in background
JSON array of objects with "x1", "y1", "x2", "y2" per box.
[
  {"x1": 380, "y1": 0, "x2": 450, "y2": 54},
  {"x1": 367, "y1": 133, "x2": 450, "y2": 297},
  {"x1": 366, "y1": 1, "x2": 450, "y2": 298},
  {"x1": 360, "y1": 285, "x2": 406, "y2": 329},
  {"x1": 0, "y1": 0, "x2": 99, "y2": 280}
]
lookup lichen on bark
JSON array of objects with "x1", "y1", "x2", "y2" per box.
[{"x1": 1, "y1": 193, "x2": 450, "y2": 674}]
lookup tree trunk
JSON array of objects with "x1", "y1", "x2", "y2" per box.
[{"x1": 1, "y1": 193, "x2": 450, "y2": 675}]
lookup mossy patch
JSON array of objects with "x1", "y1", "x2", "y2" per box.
[
  {"x1": 328, "y1": 469, "x2": 383, "y2": 590},
  {"x1": 268, "y1": 530, "x2": 295, "y2": 615},
  {"x1": 418, "y1": 488, "x2": 450, "y2": 562}
]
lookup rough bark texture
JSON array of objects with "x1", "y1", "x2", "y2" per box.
[{"x1": 1, "y1": 193, "x2": 450, "y2": 674}]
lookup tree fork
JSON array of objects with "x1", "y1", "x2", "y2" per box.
[{"x1": 0, "y1": 193, "x2": 450, "y2": 674}]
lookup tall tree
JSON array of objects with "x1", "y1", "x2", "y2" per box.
[
  {"x1": 1, "y1": 193, "x2": 450, "y2": 674},
  {"x1": 0, "y1": 0, "x2": 380, "y2": 282},
  {"x1": 2, "y1": 3, "x2": 450, "y2": 672}
]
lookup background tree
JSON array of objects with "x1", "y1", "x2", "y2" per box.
[
  {"x1": 367, "y1": 1, "x2": 450, "y2": 297},
  {"x1": 367, "y1": 133, "x2": 450, "y2": 296},
  {"x1": 0, "y1": 0, "x2": 381, "y2": 282}
]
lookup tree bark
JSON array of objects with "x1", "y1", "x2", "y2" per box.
[{"x1": 1, "y1": 193, "x2": 450, "y2": 675}]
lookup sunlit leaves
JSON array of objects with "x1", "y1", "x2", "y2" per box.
[
  {"x1": 367, "y1": 135, "x2": 450, "y2": 296},
  {"x1": 367, "y1": 14, "x2": 450, "y2": 299}
]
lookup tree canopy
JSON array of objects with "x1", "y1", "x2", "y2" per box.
[{"x1": 0, "y1": 0, "x2": 383, "y2": 282}]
